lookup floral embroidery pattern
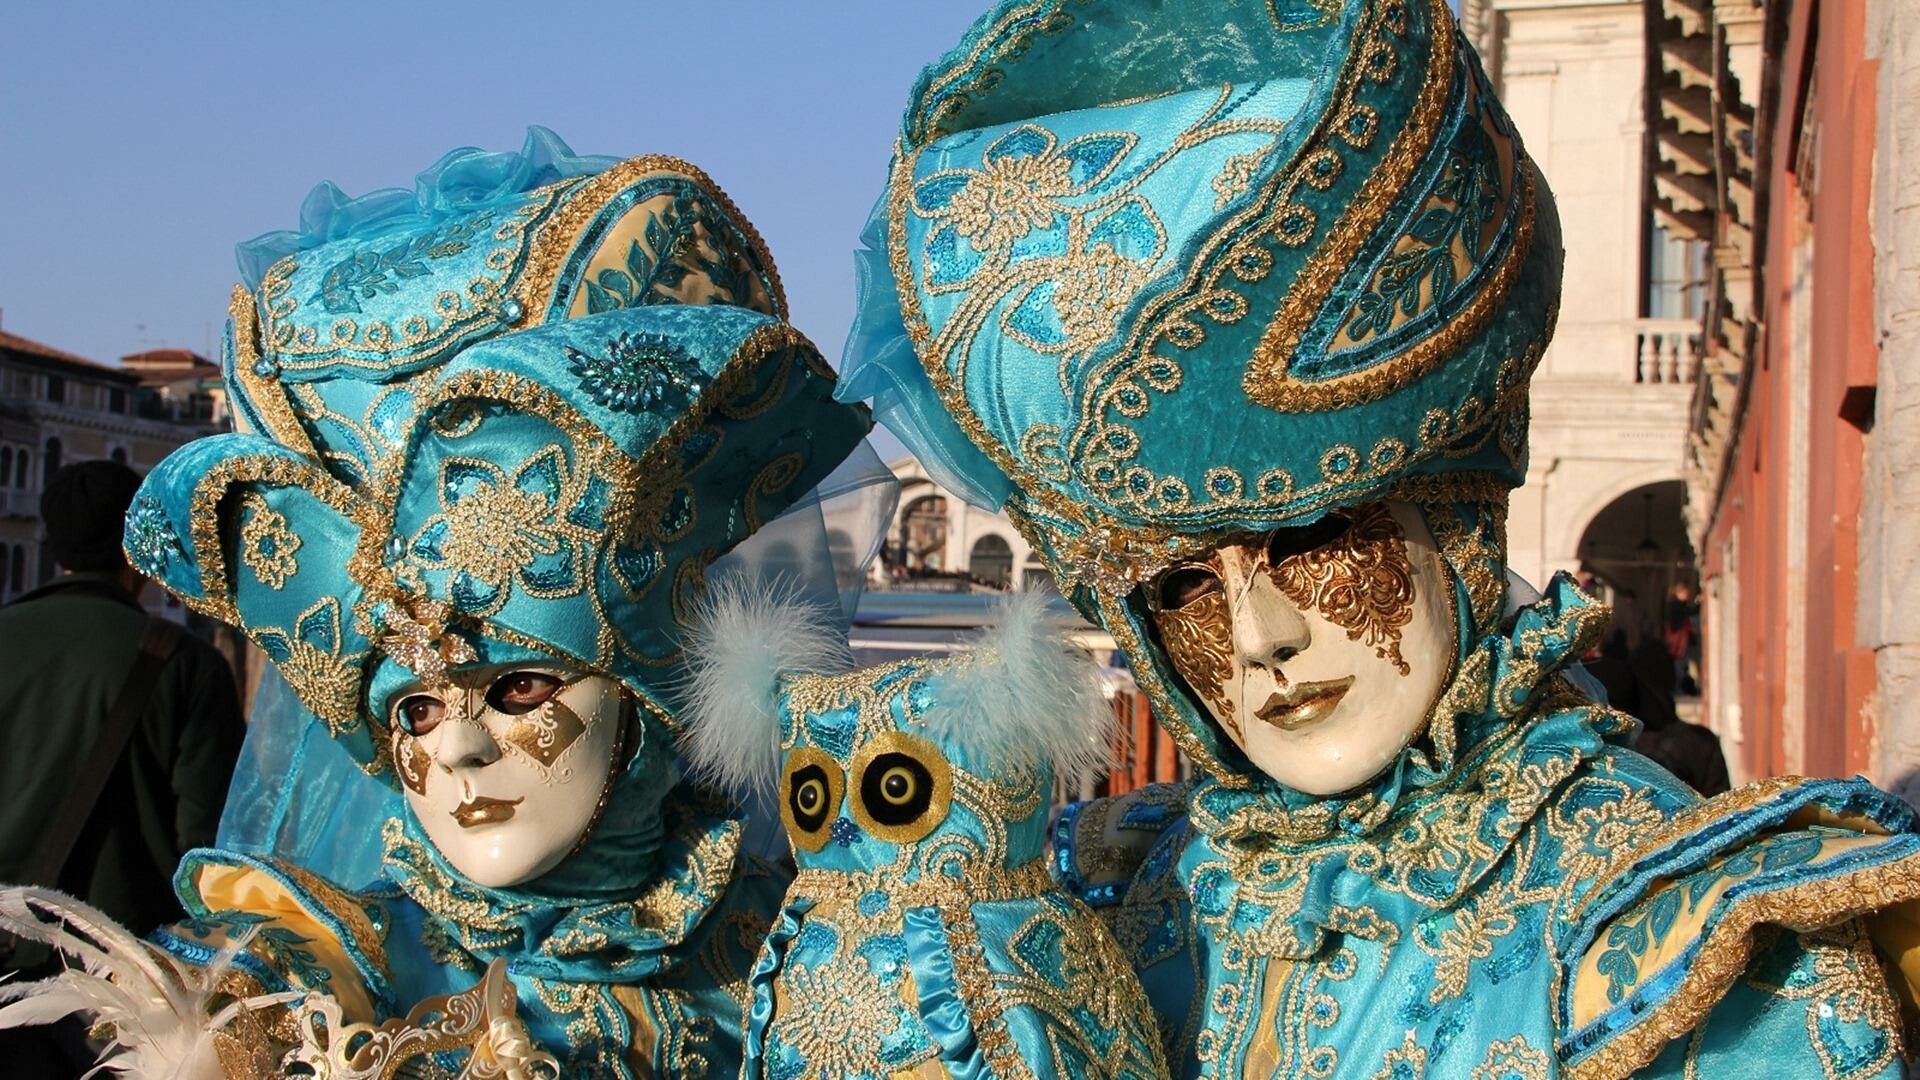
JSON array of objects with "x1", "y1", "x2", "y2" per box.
[
  {"x1": 238, "y1": 493, "x2": 302, "y2": 589},
  {"x1": 125, "y1": 493, "x2": 183, "y2": 578},
  {"x1": 314, "y1": 211, "x2": 496, "y2": 315},
  {"x1": 407, "y1": 446, "x2": 601, "y2": 615},
  {"x1": 255, "y1": 598, "x2": 367, "y2": 732}
]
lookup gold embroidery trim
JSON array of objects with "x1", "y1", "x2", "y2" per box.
[
  {"x1": 788, "y1": 857, "x2": 1055, "y2": 908},
  {"x1": 1562, "y1": 849, "x2": 1920, "y2": 1080},
  {"x1": 943, "y1": 907, "x2": 1038, "y2": 1080},
  {"x1": 510, "y1": 154, "x2": 787, "y2": 322},
  {"x1": 229, "y1": 284, "x2": 320, "y2": 459},
  {"x1": 1242, "y1": 2, "x2": 1540, "y2": 412}
]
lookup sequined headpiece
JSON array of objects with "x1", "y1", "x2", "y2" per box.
[
  {"x1": 838, "y1": 0, "x2": 1559, "y2": 779},
  {"x1": 128, "y1": 130, "x2": 870, "y2": 778}
]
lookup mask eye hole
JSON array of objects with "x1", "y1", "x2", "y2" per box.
[
  {"x1": 1153, "y1": 566, "x2": 1221, "y2": 611},
  {"x1": 485, "y1": 671, "x2": 563, "y2": 715},
  {"x1": 396, "y1": 695, "x2": 446, "y2": 736},
  {"x1": 779, "y1": 748, "x2": 844, "y2": 853},
  {"x1": 1263, "y1": 512, "x2": 1351, "y2": 564},
  {"x1": 849, "y1": 733, "x2": 951, "y2": 844}
]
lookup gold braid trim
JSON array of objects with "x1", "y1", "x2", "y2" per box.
[
  {"x1": 788, "y1": 858, "x2": 1055, "y2": 908},
  {"x1": 510, "y1": 153, "x2": 788, "y2": 321},
  {"x1": 1242, "y1": 0, "x2": 1471, "y2": 411},
  {"x1": 943, "y1": 907, "x2": 1037, "y2": 1080},
  {"x1": 1563, "y1": 849, "x2": 1920, "y2": 1080},
  {"x1": 228, "y1": 284, "x2": 320, "y2": 458}
]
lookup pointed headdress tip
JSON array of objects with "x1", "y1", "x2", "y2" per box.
[
  {"x1": 924, "y1": 589, "x2": 1115, "y2": 785},
  {"x1": 676, "y1": 576, "x2": 854, "y2": 796}
]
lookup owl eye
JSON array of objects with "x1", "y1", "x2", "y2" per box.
[
  {"x1": 863, "y1": 755, "x2": 933, "y2": 824},
  {"x1": 849, "y1": 733, "x2": 951, "y2": 844},
  {"x1": 779, "y1": 749, "x2": 843, "y2": 854}
]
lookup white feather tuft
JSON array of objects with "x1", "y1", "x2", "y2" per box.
[
  {"x1": 922, "y1": 590, "x2": 1116, "y2": 786},
  {"x1": 0, "y1": 886, "x2": 300, "y2": 1079},
  {"x1": 678, "y1": 576, "x2": 854, "y2": 796}
]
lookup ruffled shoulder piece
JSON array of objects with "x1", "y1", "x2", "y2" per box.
[
  {"x1": 1555, "y1": 776, "x2": 1920, "y2": 1077},
  {"x1": 157, "y1": 848, "x2": 397, "y2": 1024},
  {"x1": 1052, "y1": 782, "x2": 1191, "y2": 908}
]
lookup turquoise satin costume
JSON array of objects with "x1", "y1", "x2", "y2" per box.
[
  {"x1": 128, "y1": 129, "x2": 873, "y2": 1077},
  {"x1": 680, "y1": 593, "x2": 1167, "y2": 1079},
  {"x1": 837, "y1": 2, "x2": 1920, "y2": 1077}
]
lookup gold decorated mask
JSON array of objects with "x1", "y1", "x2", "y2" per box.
[{"x1": 1148, "y1": 500, "x2": 1456, "y2": 795}]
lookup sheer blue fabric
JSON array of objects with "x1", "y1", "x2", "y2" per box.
[
  {"x1": 235, "y1": 126, "x2": 618, "y2": 290},
  {"x1": 215, "y1": 665, "x2": 401, "y2": 891},
  {"x1": 839, "y1": 197, "x2": 1013, "y2": 511}
]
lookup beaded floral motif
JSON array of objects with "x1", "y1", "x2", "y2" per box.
[
  {"x1": 564, "y1": 332, "x2": 711, "y2": 413},
  {"x1": 238, "y1": 492, "x2": 302, "y2": 589},
  {"x1": 124, "y1": 493, "x2": 183, "y2": 577}
]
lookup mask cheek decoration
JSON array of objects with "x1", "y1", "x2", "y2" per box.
[
  {"x1": 396, "y1": 731, "x2": 433, "y2": 796},
  {"x1": 1152, "y1": 590, "x2": 1239, "y2": 742},
  {"x1": 1266, "y1": 502, "x2": 1417, "y2": 677},
  {"x1": 500, "y1": 697, "x2": 589, "y2": 773}
]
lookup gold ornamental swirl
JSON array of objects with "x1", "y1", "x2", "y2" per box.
[
  {"x1": 1151, "y1": 588, "x2": 1239, "y2": 741},
  {"x1": 1269, "y1": 502, "x2": 1415, "y2": 675}
]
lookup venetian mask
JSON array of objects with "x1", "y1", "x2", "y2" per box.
[
  {"x1": 1148, "y1": 500, "x2": 1457, "y2": 795},
  {"x1": 387, "y1": 663, "x2": 627, "y2": 887}
]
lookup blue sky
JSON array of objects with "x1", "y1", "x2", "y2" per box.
[{"x1": 0, "y1": 2, "x2": 989, "y2": 461}]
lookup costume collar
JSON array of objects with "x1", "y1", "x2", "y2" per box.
[{"x1": 380, "y1": 774, "x2": 743, "y2": 985}]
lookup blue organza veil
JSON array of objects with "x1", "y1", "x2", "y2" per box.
[{"x1": 215, "y1": 444, "x2": 900, "y2": 883}]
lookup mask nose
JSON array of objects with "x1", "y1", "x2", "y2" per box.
[
  {"x1": 1231, "y1": 571, "x2": 1311, "y2": 670},
  {"x1": 431, "y1": 715, "x2": 501, "y2": 771}
]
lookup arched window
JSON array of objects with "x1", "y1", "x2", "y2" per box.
[
  {"x1": 0, "y1": 447, "x2": 11, "y2": 489},
  {"x1": 42, "y1": 437, "x2": 62, "y2": 488},
  {"x1": 969, "y1": 534, "x2": 1014, "y2": 588},
  {"x1": 13, "y1": 450, "x2": 27, "y2": 489},
  {"x1": 110, "y1": 446, "x2": 128, "y2": 465},
  {"x1": 899, "y1": 496, "x2": 949, "y2": 573}
]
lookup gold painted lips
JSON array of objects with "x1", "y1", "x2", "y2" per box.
[
  {"x1": 452, "y1": 795, "x2": 523, "y2": 828},
  {"x1": 1253, "y1": 676, "x2": 1356, "y2": 732}
]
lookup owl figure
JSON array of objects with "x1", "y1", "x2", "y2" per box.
[{"x1": 683, "y1": 587, "x2": 1169, "y2": 1080}]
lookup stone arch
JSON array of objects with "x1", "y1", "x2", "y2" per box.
[
  {"x1": 1574, "y1": 478, "x2": 1695, "y2": 645},
  {"x1": 1541, "y1": 461, "x2": 1685, "y2": 582},
  {"x1": 968, "y1": 533, "x2": 1014, "y2": 587}
]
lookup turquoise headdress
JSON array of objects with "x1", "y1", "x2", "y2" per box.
[
  {"x1": 131, "y1": 129, "x2": 871, "y2": 779},
  {"x1": 840, "y1": 0, "x2": 1559, "y2": 780}
]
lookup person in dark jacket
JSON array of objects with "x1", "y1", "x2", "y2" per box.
[
  {"x1": 1625, "y1": 636, "x2": 1731, "y2": 797},
  {"x1": 0, "y1": 460, "x2": 245, "y2": 943}
]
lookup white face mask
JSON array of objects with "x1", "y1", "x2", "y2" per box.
[
  {"x1": 1148, "y1": 500, "x2": 1457, "y2": 796},
  {"x1": 387, "y1": 664, "x2": 626, "y2": 888}
]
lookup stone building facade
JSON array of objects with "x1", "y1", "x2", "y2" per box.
[
  {"x1": 0, "y1": 330, "x2": 222, "y2": 603},
  {"x1": 1462, "y1": 0, "x2": 1703, "y2": 640},
  {"x1": 1655, "y1": 0, "x2": 1920, "y2": 792}
]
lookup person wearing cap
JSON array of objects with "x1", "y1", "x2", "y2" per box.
[
  {"x1": 839, "y1": 1, "x2": 1920, "y2": 1076},
  {"x1": 0, "y1": 130, "x2": 879, "y2": 1078},
  {"x1": 0, "y1": 459, "x2": 246, "y2": 1077}
]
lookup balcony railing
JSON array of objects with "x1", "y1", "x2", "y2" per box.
[
  {"x1": 1634, "y1": 318, "x2": 1704, "y2": 384},
  {"x1": 0, "y1": 489, "x2": 38, "y2": 519}
]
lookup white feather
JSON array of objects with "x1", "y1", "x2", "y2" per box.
[
  {"x1": 0, "y1": 886, "x2": 301, "y2": 1079},
  {"x1": 678, "y1": 576, "x2": 854, "y2": 795},
  {"x1": 922, "y1": 590, "x2": 1116, "y2": 786}
]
